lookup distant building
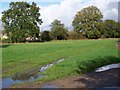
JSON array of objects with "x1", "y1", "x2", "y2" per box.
[{"x1": 26, "y1": 37, "x2": 39, "y2": 41}]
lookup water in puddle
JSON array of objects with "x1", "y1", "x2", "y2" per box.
[
  {"x1": 40, "y1": 58, "x2": 64, "y2": 72},
  {"x1": 41, "y1": 84, "x2": 59, "y2": 88},
  {"x1": 2, "y1": 74, "x2": 46, "y2": 88},
  {"x1": 95, "y1": 63, "x2": 120, "y2": 72},
  {"x1": 2, "y1": 58, "x2": 65, "y2": 88}
]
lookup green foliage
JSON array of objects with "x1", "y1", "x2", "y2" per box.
[
  {"x1": 39, "y1": 39, "x2": 119, "y2": 82},
  {"x1": 72, "y1": 6, "x2": 103, "y2": 39},
  {"x1": 67, "y1": 31, "x2": 84, "y2": 39},
  {"x1": 41, "y1": 31, "x2": 51, "y2": 41},
  {"x1": 72, "y1": 5, "x2": 119, "y2": 39},
  {"x1": 1, "y1": 2, "x2": 42, "y2": 43},
  {"x1": 2, "y1": 39, "x2": 118, "y2": 79},
  {"x1": 1, "y1": 39, "x2": 9, "y2": 43},
  {"x1": 76, "y1": 56, "x2": 120, "y2": 73},
  {"x1": 50, "y1": 19, "x2": 68, "y2": 40},
  {"x1": 103, "y1": 20, "x2": 119, "y2": 38}
]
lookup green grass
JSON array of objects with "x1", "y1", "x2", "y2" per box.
[{"x1": 2, "y1": 39, "x2": 119, "y2": 82}]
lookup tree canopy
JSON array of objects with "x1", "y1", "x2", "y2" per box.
[
  {"x1": 72, "y1": 6, "x2": 103, "y2": 39},
  {"x1": 2, "y1": 2, "x2": 42, "y2": 43},
  {"x1": 103, "y1": 20, "x2": 119, "y2": 38},
  {"x1": 1, "y1": 3, "x2": 119, "y2": 43},
  {"x1": 50, "y1": 19, "x2": 68, "y2": 40},
  {"x1": 41, "y1": 31, "x2": 51, "y2": 41}
]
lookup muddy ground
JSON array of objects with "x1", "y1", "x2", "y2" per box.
[
  {"x1": 12, "y1": 68, "x2": 119, "y2": 88},
  {"x1": 40, "y1": 68, "x2": 120, "y2": 88}
]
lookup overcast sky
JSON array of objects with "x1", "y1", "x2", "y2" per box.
[{"x1": 0, "y1": 0, "x2": 119, "y2": 31}]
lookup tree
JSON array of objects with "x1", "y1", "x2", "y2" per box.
[
  {"x1": 50, "y1": 19, "x2": 68, "y2": 40},
  {"x1": 72, "y1": 6, "x2": 103, "y2": 39},
  {"x1": 1, "y1": 2, "x2": 42, "y2": 43},
  {"x1": 103, "y1": 20, "x2": 119, "y2": 38},
  {"x1": 41, "y1": 31, "x2": 51, "y2": 41},
  {"x1": 67, "y1": 31, "x2": 83, "y2": 40}
]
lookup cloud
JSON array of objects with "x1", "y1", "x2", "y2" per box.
[
  {"x1": 40, "y1": 0, "x2": 82, "y2": 31},
  {"x1": 0, "y1": 20, "x2": 4, "y2": 30},
  {"x1": 40, "y1": 0, "x2": 119, "y2": 31},
  {"x1": 88, "y1": 0, "x2": 118, "y2": 21},
  {"x1": 0, "y1": 0, "x2": 63, "y2": 2},
  {"x1": 0, "y1": 0, "x2": 119, "y2": 31},
  {"x1": 104, "y1": 8, "x2": 118, "y2": 21}
]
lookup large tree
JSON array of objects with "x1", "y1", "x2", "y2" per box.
[
  {"x1": 72, "y1": 6, "x2": 103, "y2": 39},
  {"x1": 1, "y1": 2, "x2": 42, "y2": 43},
  {"x1": 103, "y1": 20, "x2": 119, "y2": 38},
  {"x1": 67, "y1": 31, "x2": 82, "y2": 40},
  {"x1": 50, "y1": 19, "x2": 68, "y2": 40},
  {"x1": 41, "y1": 31, "x2": 51, "y2": 41}
]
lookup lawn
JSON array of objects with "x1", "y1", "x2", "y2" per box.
[{"x1": 2, "y1": 39, "x2": 120, "y2": 82}]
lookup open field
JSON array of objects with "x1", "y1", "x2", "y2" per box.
[{"x1": 2, "y1": 39, "x2": 120, "y2": 85}]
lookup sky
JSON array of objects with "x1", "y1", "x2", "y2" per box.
[{"x1": 0, "y1": 0, "x2": 119, "y2": 31}]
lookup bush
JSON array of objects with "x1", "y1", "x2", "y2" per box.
[
  {"x1": 41, "y1": 31, "x2": 51, "y2": 41},
  {"x1": 1, "y1": 39, "x2": 10, "y2": 43},
  {"x1": 76, "y1": 56, "x2": 120, "y2": 74},
  {"x1": 67, "y1": 31, "x2": 85, "y2": 40}
]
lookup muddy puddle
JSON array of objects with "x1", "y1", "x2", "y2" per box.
[
  {"x1": 2, "y1": 74, "x2": 46, "y2": 88},
  {"x1": 40, "y1": 58, "x2": 64, "y2": 72},
  {"x1": 41, "y1": 63, "x2": 120, "y2": 88},
  {"x1": 41, "y1": 84, "x2": 59, "y2": 88},
  {"x1": 95, "y1": 63, "x2": 120, "y2": 72},
  {"x1": 3, "y1": 58, "x2": 119, "y2": 88},
  {"x1": 2, "y1": 58, "x2": 65, "y2": 88}
]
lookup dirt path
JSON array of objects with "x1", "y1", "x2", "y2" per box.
[{"x1": 40, "y1": 68, "x2": 120, "y2": 88}]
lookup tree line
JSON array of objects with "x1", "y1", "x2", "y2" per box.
[{"x1": 1, "y1": 2, "x2": 120, "y2": 43}]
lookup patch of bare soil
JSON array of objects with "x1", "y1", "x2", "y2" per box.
[
  {"x1": 40, "y1": 68, "x2": 120, "y2": 88},
  {"x1": 11, "y1": 68, "x2": 120, "y2": 88}
]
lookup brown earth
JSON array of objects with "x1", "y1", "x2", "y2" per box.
[
  {"x1": 40, "y1": 68, "x2": 120, "y2": 88},
  {"x1": 13, "y1": 68, "x2": 120, "y2": 88}
]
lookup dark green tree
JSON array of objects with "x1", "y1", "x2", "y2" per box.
[
  {"x1": 1, "y1": 2, "x2": 42, "y2": 43},
  {"x1": 67, "y1": 31, "x2": 83, "y2": 40},
  {"x1": 50, "y1": 19, "x2": 68, "y2": 40},
  {"x1": 41, "y1": 31, "x2": 51, "y2": 41},
  {"x1": 72, "y1": 6, "x2": 103, "y2": 39},
  {"x1": 103, "y1": 20, "x2": 119, "y2": 38}
]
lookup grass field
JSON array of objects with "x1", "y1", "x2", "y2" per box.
[{"x1": 2, "y1": 39, "x2": 120, "y2": 83}]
